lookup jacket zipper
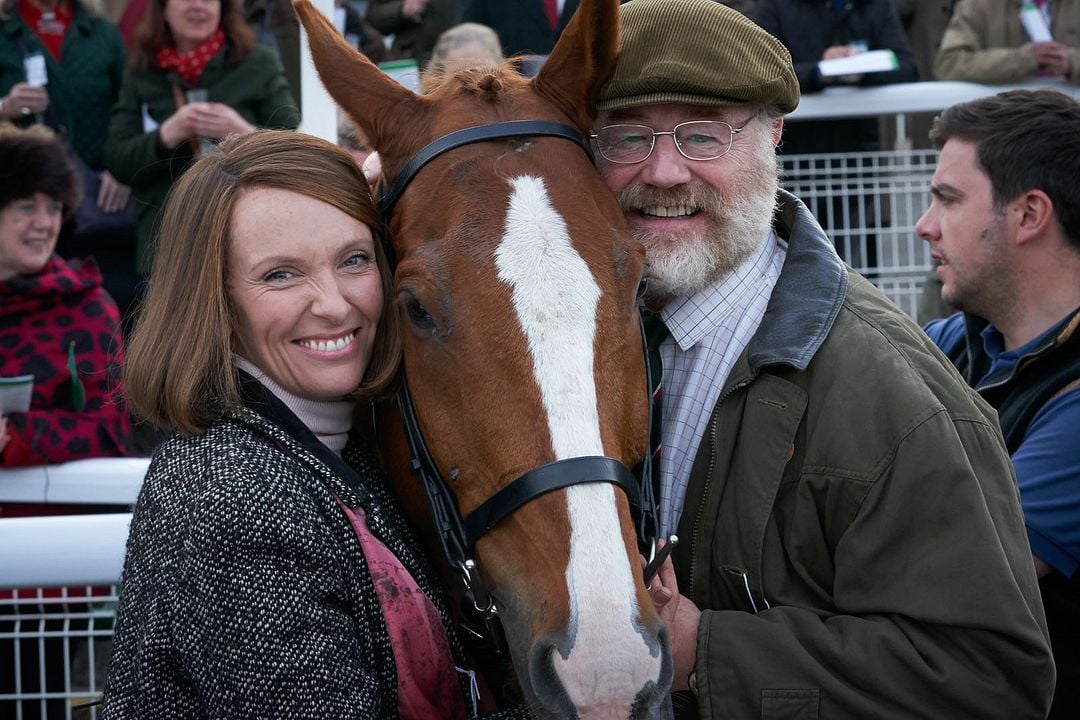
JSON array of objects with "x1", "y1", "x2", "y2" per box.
[{"x1": 687, "y1": 377, "x2": 753, "y2": 600}]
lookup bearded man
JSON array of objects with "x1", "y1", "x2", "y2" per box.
[{"x1": 594, "y1": 1, "x2": 1055, "y2": 718}]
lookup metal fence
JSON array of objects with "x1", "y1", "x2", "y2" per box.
[
  {"x1": 0, "y1": 587, "x2": 117, "y2": 720},
  {"x1": 779, "y1": 148, "x2": 939, "y2": 319}
]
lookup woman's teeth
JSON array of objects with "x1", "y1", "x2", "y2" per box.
[{"x1": 299, "y1": 332, "x2": 355, "y2": 352}]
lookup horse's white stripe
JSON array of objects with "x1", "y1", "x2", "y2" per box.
[{"x1": 496, "y1": 175, "x2": 660, "y2": 711}]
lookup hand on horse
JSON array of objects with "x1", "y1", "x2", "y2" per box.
[
  {"x1": 641, "y1": 540, "x2": 701, "y2": 693},
  {"x1": 361, "y1": 151, "x2": 383, "y2": 190}
]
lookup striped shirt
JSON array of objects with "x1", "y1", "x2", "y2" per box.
[{"x1": 655, "y1": 231, "x2": 786, "y2": 536}]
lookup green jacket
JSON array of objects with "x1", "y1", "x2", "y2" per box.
[
  {"x1": 104, "y1": 45, "x2": 298, "y2": 273},
  {"x1": 677, "y1": 191, "x2": 1054, "y2": 719},
  {"x1": 0, "y1": 1, "x2": 125, "y2": 168}
]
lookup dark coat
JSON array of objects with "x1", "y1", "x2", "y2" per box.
[
  {"x1": 753, "y1": 0, "x2": 918, "y2": 153},
  {"x1": 103, "y1": 45, "x2": 298, "y2": 273},
  {"x1": 678, "y1": 191, "x2": 1054, "y2": 719},
  {"x1": 366, "y1": 0, "x2": 461, "y2": 67},
  {"x1": 462, "y1": 0, "x2": 580, "y2": 57},
  {"x1": 101, "y1": 376, "x2": 529, "y2": 719}
]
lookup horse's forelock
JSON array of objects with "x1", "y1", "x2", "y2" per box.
[{"x1": 427, "y1": 63, "x2": 527, "y2": 102}]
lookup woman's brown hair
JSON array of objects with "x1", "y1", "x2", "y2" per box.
[
  {"x1": 128, "y1": 0, "x2": 254, "y2": 69},
  {"x1": 125, "y1": 130, "x2": 400, "y2": 434}
]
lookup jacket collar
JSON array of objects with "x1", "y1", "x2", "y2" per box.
[
  {"x1": 962, "y1": 306, "x2": 1080, "y2": 389},
  {"x1": 745, "y1": 188, "x2": 848, "y2": 373},
  {"x1": 234, "y1": 369, "x2": 371, "y2": 504}
]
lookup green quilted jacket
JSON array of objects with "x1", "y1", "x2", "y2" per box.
[
  {"x1": 104, "y1": 44, "x2": 298, "y2": 273},
  {"x1": 0, "y1": 0, "x2": 125, "y2": 168}
]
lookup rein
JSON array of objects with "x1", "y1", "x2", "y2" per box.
[{"x1": 378, "y1": 120, "x2": 659, "y2": 648}]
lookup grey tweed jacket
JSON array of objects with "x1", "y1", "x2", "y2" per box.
[{"x1": 101, "y1": 376, "x2": 529, "y2": 719}]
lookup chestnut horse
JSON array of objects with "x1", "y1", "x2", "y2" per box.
[{"x1": 294, "y1": 1, "x2": 671, "y2": 717}]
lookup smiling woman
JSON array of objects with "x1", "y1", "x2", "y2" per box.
[
  {"x1": 0, "y1": 123, "x2": 132, "y2": 467},
  {"x1": 104, "y1": 130, "x2": 529, "y2": 719}
]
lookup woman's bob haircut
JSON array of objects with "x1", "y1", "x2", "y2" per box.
[{"x1": 125, "y1": 129, "x2": 400, "y2": 434}]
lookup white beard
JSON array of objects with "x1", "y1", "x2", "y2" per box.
[{"x1": 619, "y1": 128, "x2": 780, "y2": 301}]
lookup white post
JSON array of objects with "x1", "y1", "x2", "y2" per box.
[{"x1": 297, "y1": 0, "x2": 338, "y2": 142}]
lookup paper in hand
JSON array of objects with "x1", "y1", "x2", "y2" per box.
[
  {"x1": 1020, "y1": 2, "x2": 1053, "y2": 42},
  {"x1": 24, "y1": 53, "x2": 47, "y2": 87},
  {"x1": 0, "y1": 375, "x2": 34, "y2": 414},
  {"x1": 817, "y1": 49, "x2": 900, "y2": 78}
]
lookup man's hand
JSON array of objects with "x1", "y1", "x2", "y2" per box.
[
  {"x1": 1, "y1": 82, "x2": 49, "y2": 118},
  {"x1": 1032, "y1": 41, "x2": 1072, "y2": 77},
  {"x1": 0, "y1": 414, "x2": 10, "y2": 455},
  {"x1": 362, "y1": 151, "x2": 383, "y2": 191},
  {"x1": 643, "y1": 541, "x2": 702, "y2": 693},
  {"x1": 821, "y1": 45, "x2": 864, "y2": 85},
  {"x1": 97, "y1": 170, "x2": 132, "y2": 213}
]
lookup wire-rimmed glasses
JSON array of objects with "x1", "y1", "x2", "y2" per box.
[{"x1": 590, "y1": 120, "x2": 749, "y2": 164}]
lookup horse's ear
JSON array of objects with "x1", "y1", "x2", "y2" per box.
[
  {"x1": 292, "y1": 0, "x2": 429, "y2": 153},
  {"x1": 531, "y1": 0, "x2": 620, "y2": 132}
]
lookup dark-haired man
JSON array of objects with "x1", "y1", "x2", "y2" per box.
[
  {"x1": 595, "y1": 0, "x2": 1055, "y2": 717},
  {"x1": 918, "y1": 88, "x2": 1080, "y2": 720}
]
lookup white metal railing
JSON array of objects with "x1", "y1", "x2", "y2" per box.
[
  {"x1": 0, "y1": 459, "x2": 143, "y2": 718},
  {"x1": 786, "y1": 79, "x2": 1080, "y2": 145},
  {"x1": 0, "y1": 458, "x2": 148, "y2": 507}
]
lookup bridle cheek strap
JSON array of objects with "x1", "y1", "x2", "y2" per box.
[{"x1": 462, "y1": 456, "x2": 642, "y2": 547}]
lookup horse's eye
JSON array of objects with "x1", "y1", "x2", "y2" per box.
[{"x1": 406, "y1": 296, "x2": 435, "y2": 329}]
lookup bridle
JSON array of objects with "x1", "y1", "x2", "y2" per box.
[{"x1": 378, "y1": 120, "x2": 660, "y2": 648}]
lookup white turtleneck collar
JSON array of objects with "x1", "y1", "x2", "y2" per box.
[{"x1": 234, "y1": 356, "x2": 354, "y2": 456}]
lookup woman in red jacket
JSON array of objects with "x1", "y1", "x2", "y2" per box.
[{"x1": 0, "y1": 122, "x2": 132, "y2": 467}]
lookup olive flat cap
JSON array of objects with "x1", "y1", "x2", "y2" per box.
[{"x1": 598, "y1": 0, "x2": 800, "y2": 114}]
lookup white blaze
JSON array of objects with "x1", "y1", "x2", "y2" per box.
[{"x1": 495, "y1": 175, "x2": 661, "y2": 714}]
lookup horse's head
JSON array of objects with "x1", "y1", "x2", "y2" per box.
[{"x1": 294, "y1": 1, "x2": 670, "y2": 716}]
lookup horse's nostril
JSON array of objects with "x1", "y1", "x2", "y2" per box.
[{"x1": 528, "y1": 637, "x2": 579, "y2": 719}]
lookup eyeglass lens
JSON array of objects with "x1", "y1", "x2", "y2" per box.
[{"x1": 594, "y1": 121, "x2": 736, "y2": 163}]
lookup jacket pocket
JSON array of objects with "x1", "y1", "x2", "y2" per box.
[
  {"x1": 717, "y1": 564, "x2": 770, "y2": 614},
  {"x1": 762, "y1": 689, "x2": 819, "y2": 720}
]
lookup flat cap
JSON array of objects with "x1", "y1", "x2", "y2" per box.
[{"x1": 598, "y1": 0, "x2": 800, "y2": 114}]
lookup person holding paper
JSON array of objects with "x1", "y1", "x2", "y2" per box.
[
  {"x1": 935, "y1": 0, "x2": 1079, "y2": 82},
  {"x1": 104, "y1": 0, "x2": 298, "y2": 276},
  {"x1": 366, "y1": 0, "x2": 460, "y2": 68},
  {"x1": 753, "y1": 0, "x2": 917, "y2": 155},
  {"x1": 0, "y1": 123, "x2": 132, "y2": 467}
]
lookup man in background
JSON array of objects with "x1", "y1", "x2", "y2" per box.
[{"x1": 918, "y1": 88, "x2": 1080, "y2": 719}]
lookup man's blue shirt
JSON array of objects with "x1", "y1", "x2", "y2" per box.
[{"x1": 925, "y1": 312, "x2": 1080, "y2": 578}]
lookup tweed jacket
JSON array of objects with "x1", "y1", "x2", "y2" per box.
[
  {"x1": 101, "y1": 377, "x2": 529, "y2": 719},
  {"x1": 934, "y1": 0, "x2": 1080, "y2": 83},
  {"x1": 675, "y1": 191, "x2": 1055, "y2": 719},
  {"x1": 103, "y1": 45, "x2": 298, "y2": 273}
]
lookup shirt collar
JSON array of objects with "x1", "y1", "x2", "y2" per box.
[
  {"x1": 660, "y1": 227, "x2": 779, "y2": 351},
  {"x1": 979, "y1": 310, "x2": 1078, "y2": 364}
]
